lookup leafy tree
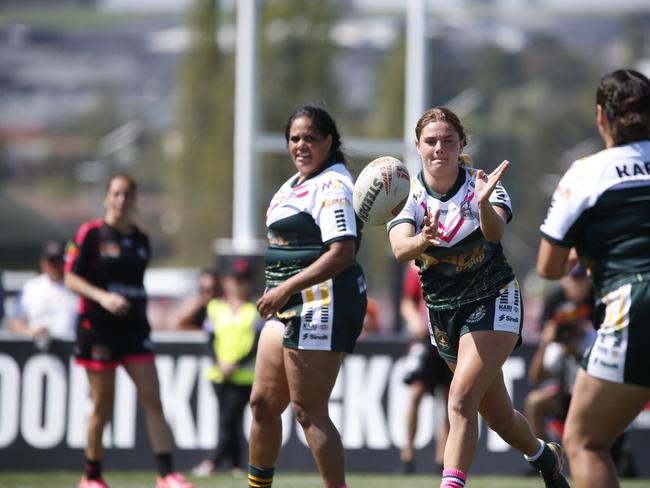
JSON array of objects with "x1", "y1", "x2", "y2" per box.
[
  {"x1": 256, "y1": 0, "x2": 346, "y2": 236},
  {"x1": 170, "y1": 0, "x2": 235, "y2": 264}
]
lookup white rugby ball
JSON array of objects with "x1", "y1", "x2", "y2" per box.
[{"x1": 353, "y1": 156, "x2": 410, "y2": 225}]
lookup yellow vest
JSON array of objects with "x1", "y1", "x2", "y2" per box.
[{"x1": 205, "y1": 299, "x2": 257, "y2": 385}]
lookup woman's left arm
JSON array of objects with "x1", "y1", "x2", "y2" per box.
[
  {"x1": 256, "y1": 240, "x2": 355, "y2": 319},
  {"x1": 479, "y1": 201, "x2": 507, "y2": 243}
]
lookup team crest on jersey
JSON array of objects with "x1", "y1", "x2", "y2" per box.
[
  {"x1": 466, "y1": 305, "x2": 487, "y2": 323},
  {"x1": 459, "y1": 198, "x2": 477, "y2": 220},
  {"x1": 434, "y1": 327, "x2": 450, "y2": 350}
]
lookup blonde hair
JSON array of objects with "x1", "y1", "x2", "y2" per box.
[{"x1": 458, "y1": 153, "x2": 474, "y2": 167}]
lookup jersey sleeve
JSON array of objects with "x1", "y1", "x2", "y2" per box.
[
  {"x1": 387, "y1": 178, "x2": 421, "y2": 233},
  {"x1": 489, "y1": 181, "x2": 513, "y2": 222},
  {"x1": 313, "y1": 173, "x2": 358, "y2": 245},
  {"x1": 539, "y1": 161, "x2": 592, "y2": 247},
  {"x1": 64, "y1": 221, "x2": 98, "y2": 277}
]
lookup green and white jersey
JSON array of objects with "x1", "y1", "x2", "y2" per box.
[
  {"x1": 540, "y1": 140, "x2": 650, "y2": 295},
  {"x1": 388, "y1": 166, "x2": 515, "y2": 311},
  {"x1": 264, "y1": 161, "x2": 362, "y2": 287}
]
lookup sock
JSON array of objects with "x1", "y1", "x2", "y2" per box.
[
  {"x1": 155, "y1": 452, "x2": 173, "y2": 477},
  {"x1": 84, "y1": 458, "x2": 102, "y2": 480},
  {"x1": 525, "y1": 440, "x2": 555, "y2": 474},
  {"x1": 440, "y1": 468, "x2": 467, "y2": 487},
  {"x1": 248, "y1": 464, "x2": 274, "y2": 488}
]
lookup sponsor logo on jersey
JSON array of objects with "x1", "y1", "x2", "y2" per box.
[
  {"x1": 466, "y1": 305, "x2": 487, "y2": 323},
  {"x1": 322, "y1": 179, "x2": 345, "y2": 191},
  {"x1": 498, "y1": 304, "x2": 519, "y2": 313},
  {"x1": 99, "y1": 241, "x2": 120, "y2": 258},
  {"x1": 615, "y1": 161, "x2": 650, "y2": 178},
  {"x1": 301, "y1": 333, "x2": 329, "y2": 341},
  {"x1": 321, "y1": 197, "x2": 351, "y2": 208},
  {"x1": 497, "y1": 314, "x2": 518, "y2": 323}
]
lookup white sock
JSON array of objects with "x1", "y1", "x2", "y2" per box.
[{"x1": 524, "y1": 438, "x2": 546, "y2": 461}]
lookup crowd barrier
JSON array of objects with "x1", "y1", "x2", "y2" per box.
[{"x1": 1, "y1": 334, "x2": 648, "y2": 475}]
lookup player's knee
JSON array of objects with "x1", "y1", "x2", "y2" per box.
[
  {"x1": 249, "y1": 391, "x2": 279, "y2": 423},
  {"x1": 92, "y1": 402, "x2": 113, "y2": 423},
  {"x1": 291, "y1": 401, "x2": 312, "y2": 428},
  {"x1": 138, "y1": 390, "x2": 163, "y2": 411},
  {"x1": 447, "y1": 386, "x2": 480, "y2": 420}
]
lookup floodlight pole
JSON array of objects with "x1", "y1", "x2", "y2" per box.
[
  {"x1": 232, "y1": 0, "x2": 259, "y2": 253},
  {"x1": 404, "y1": 0, "x2": 428, "y2": 177}
]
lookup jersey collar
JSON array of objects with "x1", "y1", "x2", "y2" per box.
[
  {"x1": 291, "y1": 159, "x2": 339, "y2": 187},
  {"x1": 417, "y1": 166, "x2": 466, "y2": 202}
]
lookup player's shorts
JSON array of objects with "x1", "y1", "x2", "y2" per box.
[
  {"x1": 278, "y1": 265, "x2": 367, "y2": 353},
  {"x1": 583, "y1": 274, "x2": 650, "y2": 387},
  {"x1": 403, "y1": 339, "x2": 453, "y2": 392},
  {"x1": 427, "y1": 278, "x2": 523, "y2": 363},
  {"x1": 73, "y1": 313, "x2": 155, "y2": 371}
]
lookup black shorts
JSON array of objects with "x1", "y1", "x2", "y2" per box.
[
  {"x1": 428, "y1": 278, "x2": 523, "y2": 363},
  {"x1": 73, "y1": 314, "x2": 154, "y2": 371},
  {"x1": 403, "y1": 339, "x2": 453, "y2": 392}
]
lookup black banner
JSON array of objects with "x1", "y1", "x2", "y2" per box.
[{"x1": 0, "y1": 335, "x2": 648, "y2": 475}]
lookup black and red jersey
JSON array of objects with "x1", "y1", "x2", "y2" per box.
[{"x1": 65, "y1": 218, "x2": 150, "y2": 323}]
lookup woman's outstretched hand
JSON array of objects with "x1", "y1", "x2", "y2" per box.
[{"x1": 476, "y1": 159, "x2": 509, "y2": 205}]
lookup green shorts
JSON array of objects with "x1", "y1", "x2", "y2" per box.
[
  {"x1": 428, "y1": 278, "x2": 523, "y2": 363},
  {"x1": 277, "y1": 264, "x2": 367, "y2": 353},
  {"x1": 583, "y1": 275, "x2": 650, "y2": 387}
]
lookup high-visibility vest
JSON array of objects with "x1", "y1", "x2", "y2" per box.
[{"x1": 205, "y1": 299, "x2": 257, "y2": 385}]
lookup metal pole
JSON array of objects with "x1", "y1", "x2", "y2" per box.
[
  {"x1": 403, "y1": 0, "x2": 427, "y2": 177},
  {"x1": 233, "y1": 0, "x2": 258, "y2": 253}
]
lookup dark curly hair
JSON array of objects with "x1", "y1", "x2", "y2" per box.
[
  {"x1": 596, "y1": 69, "x2": 650, "y2": 146},
  {"x1": 284, "y1": 105, "x2": 346, "y2": 166}
]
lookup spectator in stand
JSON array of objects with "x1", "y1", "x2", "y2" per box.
[
  {"x1": 400, "y1": 261, "x2": 451, "y2": 474},
  {"x1": 360, "y1": 297, "x2": 380, "y2": 338},
  {"x1": 9, "y1": 241, "x2": 78, "y2": 345},
  {"x1": 192, "y1": 258, "x2": 260, "y2": 478},
  {"x1": 168, "y1": 269, "x2": 221, "y2": 331}
]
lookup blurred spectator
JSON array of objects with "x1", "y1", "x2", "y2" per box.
[
  {"x1": 9, "y1": 241, "x2": 78, "y2": 345},
  {"x1": 360, "y1": 296, "x2": 380, "y2": 337},
  {"x1": 0, "y1": 270, "x2": 4, "y2": 324},
  {"x1": 399, "y1": 262, "x2": 451, "y2": 474},
  {"x1": 525, "y1": 265, "x2": 594, "y2": 440},
  {"x1": 192, "y1": 258, "x2": 260, "y2": 478},
  {"x1": 168, "y1": 268, "x2": 221, "y2": 331},
  {"x1": 525, "y1": 264, "x2": 636, "y2": 477}
]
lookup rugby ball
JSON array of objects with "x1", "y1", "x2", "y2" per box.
[{"x1": 353, "y1": 156, "x2": 410, "y2": 225}]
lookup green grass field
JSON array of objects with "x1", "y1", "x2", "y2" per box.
[{"x1": 0, "y1": 472, "x2": 648, "y2": 488}]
